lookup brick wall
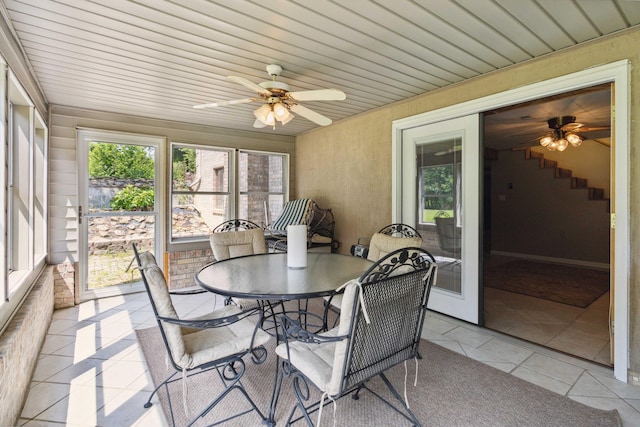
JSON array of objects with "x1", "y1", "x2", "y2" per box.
[
  {"x1": 53, "y1": 262, "x2": 75, "y2": 308},
  {"x1": 167, "y1": 248, "x2": 214, "y2": 289},
  {"x1": 0, "y1": 267, "x2": 53, "y2": 426}
]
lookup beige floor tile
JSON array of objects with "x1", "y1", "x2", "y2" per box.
[
  {"x1": 569, "y1": 372, "x2": 619, "y2": 398},
  {"x1": 476, "y1": 338, "x2": 534, "y2": 365},
  {"x1": 31, "y1": 355, "x2": 74, "y2": 382},
  {"x1": 511, "y1": 366, "x2": 572, "y2": 395},
  {"x1": 443, "y1": 326, "x2": 493, "y2": 348},
  {"x1": 519, "y1": 353, "x2": 585, "y2": 385},
  {"x1": 20, "y1": 382, "x2": 70, "y2": 419}
]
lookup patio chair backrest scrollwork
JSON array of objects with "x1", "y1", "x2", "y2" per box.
[
  {"x1": 377, "y1": 223, "x2": 422, "y2": 239},
  {"x1": 366, "y1": 226, "x2": 422, "y2": 262},
  {"x1": 212, "y1": 218, "x2": 263, "y2": 233}
]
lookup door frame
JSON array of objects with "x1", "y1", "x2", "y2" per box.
[
  {"x1": 77, "y1": 128, "x2": 166, "y2": 301},
  {"x1": 391, "y1": 60, "x2": 630, "y2": 382}
]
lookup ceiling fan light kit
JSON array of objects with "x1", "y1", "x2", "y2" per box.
[
  {"x1": 194, "y1": 64, "x2": 345, "y2": 129},
  {"x1": 539, "y1": 116, "x2": 584, "y2": 152}
]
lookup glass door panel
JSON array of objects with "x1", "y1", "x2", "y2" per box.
[
  {"x1": 401, "y1": 114, "x2": 480, "y2": 323},
  {"x1": 78, "y1": 130, "x2": 164, "y2": 301}
]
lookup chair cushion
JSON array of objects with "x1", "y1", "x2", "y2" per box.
[
  {"x1": 210, "y1": 228, "x2": 267, "y2": 261},
  {"x1": 140, "y1": 252, "x2": 270, "y2": 370},
  {"x1": 269, "y1": 199, "x2": 313, "y2": 234},
  {"x1": 183, "y1": 308, "x2": 271, "y2": 369},
  {"x1": 139, "y1": 256, "x2": 188, "y2": 365},
  {"x1": 366, "y1": 233, "x2": 422, "y2": 262},
  {"x1": 276, "y1": 280, "x2": 358, "y2": 396}
]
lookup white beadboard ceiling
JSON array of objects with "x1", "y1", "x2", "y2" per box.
[{"x1": 1, "y1": 0, "x2": 639, "y2": 145}]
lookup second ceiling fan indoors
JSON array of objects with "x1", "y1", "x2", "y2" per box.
[{"x1": 194, "y1": 64, "x2": 346, "y2": 129}]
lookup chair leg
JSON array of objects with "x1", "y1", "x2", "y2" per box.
[
  {"x1": 371, "y1": 373, "x2": 423, "y2": 427},
  {"x1": 184, "y1": 356, "x2": 267, "y2": 426},
  {"x1": 144, "y1": 371, "x2": 180, "y2": 426}
]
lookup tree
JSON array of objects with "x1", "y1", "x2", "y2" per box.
[
  {"x1": 89, "y1": 142, "x2": 154, "y2": 179},
  {"x1": 422, "y1": 165, "x2": 454, "y2": 209},
  {"x1": 172, "y1": 147, "x2": 196, "y2": 189}
]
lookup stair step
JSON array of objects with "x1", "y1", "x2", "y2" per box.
[
  {"x1": 571, "y1": 177, "x2": 588, "y2": 188},
  {"x1": 540, "y1": 158, "x2": 557, "y2": 169},
  {"x1": 514, "y1": 148, "x2": 608, "y2": 212},
  {"x1": 528, "y1": 150, "x2": 544, "y2": 160},
  {"x1": 589, "y1": 188, "x2": 605, "y2": 200}
]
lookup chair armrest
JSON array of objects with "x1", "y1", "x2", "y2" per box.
[
  {"x1": 278, "y1": 313, "x2": 347, "y2": 371},
  {"x1": 158, "y1": 306, "x2": 261, "y2": 330}
]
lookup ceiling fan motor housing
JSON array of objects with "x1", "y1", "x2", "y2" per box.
[{"x1": 547, "y1": 116, "x2": 577, "y2": 129}]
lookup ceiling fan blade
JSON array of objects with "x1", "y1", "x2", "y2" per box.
[
  {"x1": 579, "y1": 125, "x2": 610, "y2": 132},
  {"x1": 289, "y1": 104, "x2": 332, "y2": 126},
  {"x1": 228, "y1": 75, "x2": 272, "y2": 96},
  {"x1": 193, "y1": 98, "x2": 257, "y2": 109},
  {"x1": 288, "y1": 89, "x2": 346, "y2": 101}
]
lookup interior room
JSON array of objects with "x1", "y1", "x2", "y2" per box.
[
  {"x1": 1, "y1": 1, "x2": 640, "y2": 426},
  {"x1": 481, "y1": 85, "x2": 612, "y2": 366}
]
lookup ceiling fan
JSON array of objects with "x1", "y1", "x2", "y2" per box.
[
  {"x1": 193, "y1": 64, "x2": 346, "y2": 128},
  {"x1": 539, "y1": 115, "x2": 610, "y2": 151}
]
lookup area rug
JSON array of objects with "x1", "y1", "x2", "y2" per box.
[
  {"x1": 484, "y1": 260, "x2": 610, "y2": 308},
  {"x1": 136, "y1": 326, "x2": 621, "y2": 427}
]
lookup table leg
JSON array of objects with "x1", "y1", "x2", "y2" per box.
[{"x1": 265, "y1": 358, "x2": 285, "y2": 426}]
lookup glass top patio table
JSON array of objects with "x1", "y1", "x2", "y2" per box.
[{"x1": 195, "y1": 252, "x2": 373, "y2": 300}]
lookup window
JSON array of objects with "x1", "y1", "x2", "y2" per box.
[
  {"x1": 170, "y1": 144, "x2": 288, "y2": 241},
  {"x1": 419, "y1": 163, "x2": 461, "y2": 225},
  {"x1": 238, "y1": 150, "x2": 287, "y2": 226},
  {"x1": 171, "y1": 144, "x2": 232, "y2": 240},
  {"x1": 213, "y1": 167, "x2": 225, "y2": 210},
  {"x1": 1, "y1": 68, "x2": 48, "y2": 331}
]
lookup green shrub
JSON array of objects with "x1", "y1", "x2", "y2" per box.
[{"x1": 111, "y1": 185, "x2": 154, "y2": 211}]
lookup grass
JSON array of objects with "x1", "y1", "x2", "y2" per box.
[
  {"x1": 88, "y1": 250, "x2": 140, "y2": 289},
  {"x1": 423, "y1": 209, "x2": 454, "y2": 223}
]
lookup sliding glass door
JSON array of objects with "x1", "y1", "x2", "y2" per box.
[{"x1": 400, "y1": 115, "x2": 481, "y2": 323}]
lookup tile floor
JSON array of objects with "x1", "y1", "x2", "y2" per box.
[
  {"x1": 18, "y1": 291, "x2": 640, "y2": 426},
  {"x1": 482, "y1": 254, "x2": 612, "y2": 365},
  {"x1": 485, "y1": 287, "x2": 612, "y2": 365}
]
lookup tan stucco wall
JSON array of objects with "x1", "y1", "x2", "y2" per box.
[{"x1": 294, "y1": 28, "x2": 640, "y2": 378}]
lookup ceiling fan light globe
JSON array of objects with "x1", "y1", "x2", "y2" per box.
[
  {"x1": 273, "y1": 103, "x2": 288, "y2": 117},
  {"x1": 279, "y1": 112, "x2": 295, "y2": 125},
  {"x1": 556, "y1": 139, "x2": 569, "y2": 151},
  {"x1": 265, "y1": 111, "x2": 276, "y2": 126},
  {"x1": 254, "y1": 104, "x2": 272, "y2": 123},
  {"x1": 540, "y1": 136, "x2": 554, "y2": 147},
  {"x1": 566, "y1": 132, "x2": 583, "y2": 146}
]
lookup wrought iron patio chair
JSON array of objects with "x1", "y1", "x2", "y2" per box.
[
  {"x1": 209, "y1": 227, "x2": 268, "y2": 309},
  {"x1": 325, "y1": 224, "x2": 423, "y2": 324},
  {"x1": 275, "y1": 247, "x2": 437, "y2": 426},
  {"x1": 132, "y1": 243, "x2": 270, "y2": 427}
]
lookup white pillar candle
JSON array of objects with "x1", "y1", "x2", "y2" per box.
[{"x1": 287, "y1": 224, "x2": 307, "y2": 269}]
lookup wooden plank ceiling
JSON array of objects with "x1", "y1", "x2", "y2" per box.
[{"x1": 1, "y1": 0, "x2": 639, "y2": 139}]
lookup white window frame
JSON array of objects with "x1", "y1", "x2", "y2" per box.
[
  {"x1": 168, "y1": 144, "x2": 289, "y2": 243},
  {"x1": 1, "y1": 68, "x2": 48, "y2": 333}
]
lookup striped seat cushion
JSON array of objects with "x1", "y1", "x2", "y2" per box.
[{"x1": 270, "y1": 199, "x2": 313, "y2": 234}]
